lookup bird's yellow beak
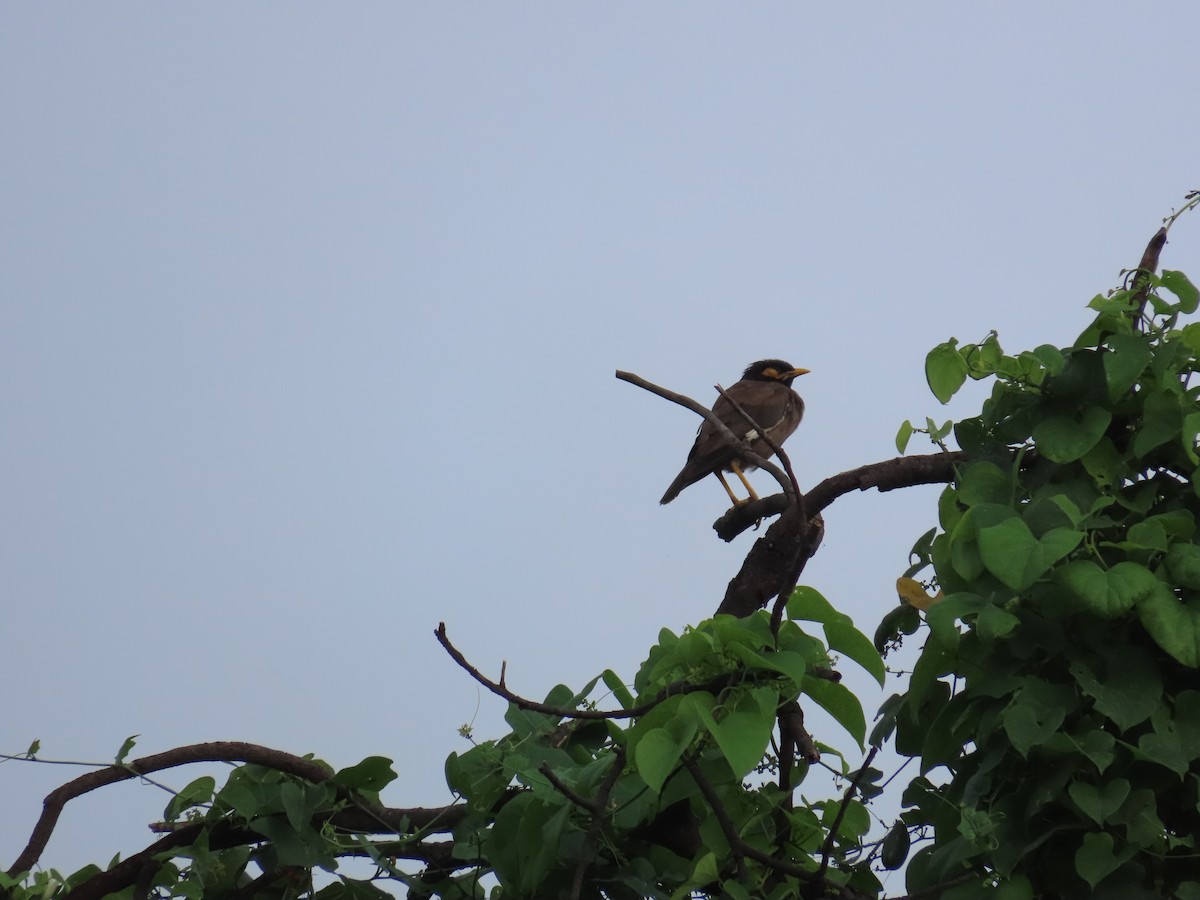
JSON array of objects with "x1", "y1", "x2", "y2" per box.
[{"x1": 785, "y1": 367, "x2": 811, "y2": 378}]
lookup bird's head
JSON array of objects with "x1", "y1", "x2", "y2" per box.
[{"x1": 742, "y1": 359, "x2": 810, "y2": 386}]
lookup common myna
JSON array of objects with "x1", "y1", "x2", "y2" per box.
[{"x1": 660, "y1": 359, "x2": 809, "y2": 506}]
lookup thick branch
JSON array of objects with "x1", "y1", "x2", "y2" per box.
[
  {"x1": 1132, "y1": 226, "x2": 1168, "y2": 326},
  {"x1": 718, "y1": 453, "x2": 965, "y2": 617}
]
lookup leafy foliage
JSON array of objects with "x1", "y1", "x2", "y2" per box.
[
  {"x1": 882, "y1": 267, "x2": 1200, "y2": 897},
  {"x1": 5, "y1": 229, "x2": 1200, "y2": 900}
]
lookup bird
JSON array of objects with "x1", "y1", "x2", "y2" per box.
[{"x1": 660, "y1": 359, "x2": 809, "y2": 507}]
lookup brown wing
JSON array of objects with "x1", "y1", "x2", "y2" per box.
[
  {"x1": 659, "y1": 381, "x2": 803, "y2": 504},
  {"x1": 713, "y1": 379, "x2": 803, "y2": 451}
]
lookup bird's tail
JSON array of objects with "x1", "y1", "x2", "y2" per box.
[{"x1": 659, "y1": 474, "x2": 690, "y2": 505}]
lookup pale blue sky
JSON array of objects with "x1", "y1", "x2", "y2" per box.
[{"x1": 2, "y1": 3, "x2": 1198, "y2": 883}]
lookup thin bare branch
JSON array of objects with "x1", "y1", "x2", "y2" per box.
[{"x1": 436, "y1": 622, "x2": 742, "y2": 721}]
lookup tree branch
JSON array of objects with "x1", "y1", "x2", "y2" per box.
[
  {"x1": 7, "y1": 742, "x2": 336, "y2": 878},
  {"x1": 3, "y1": 739, "x2": 492, "y2": 893},
  {"x1": 718, "y1": 453, "x2": 966, "y2": 617},
  {"x1": 817, "y1": 747, "x2": 879, "y2": 882},
  {"x1": 569, "y1": 749, "x2": 625, "y2": 900},
  {"x1": 436, "y1": 622, "x2": 746, "y2": 721},
  {"x1": 683, "y1": 760, "x2": 874, "y2": 900}
]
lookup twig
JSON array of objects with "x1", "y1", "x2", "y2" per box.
[
  {"x1": 538, "y1": 762, "x2": 600, "y2": 814},
  {"x1": 568, "y1": 749, "x2": 625, "y2": 900},
  {"x1": 684, "y1": 759, "x2": 748, "y2": 881},
  {"x1": 616, "y1": 369, "x2": 792, "y2": 510},
  {"x1": 816, "y1": 747, "x2": 880, "y2": 882},
  {"x1": 713, "y1": 382, "x2": 798, "y2": 502},
  {"x1": 683, "y1": 760, "x2": 874, "y2": 899},
  {"x1": 436, "y1": 623, "x2": 742, "y2": 721}
]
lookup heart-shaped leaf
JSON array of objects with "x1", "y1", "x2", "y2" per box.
[
  {"x1": 1060, "y1": 560, "x2": 1156, "y2": 618},
  {"x1": 977, "y1": 520, "x2": 1081, "y2": 590},
  {"x1": 1069, "y1": 779, "x2": 1130, "y2": 825}
]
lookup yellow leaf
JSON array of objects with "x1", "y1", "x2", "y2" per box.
[{"x1": 896, "y1": 577, "x2": 942, "y2": 611}]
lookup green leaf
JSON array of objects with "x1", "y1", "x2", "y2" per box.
[
  {"x1": 1133, "y1": 388, "x2": 1184, "y2": 458},
  {"x1": 880, "y1": 821, "x2": 911, "y2": 870},
  {"x1": 1175, "y1": 691, "x2": 1200, "y2": 748},
  {"x1": 1088, "y1": 291, "x2": 1138, "y2": 315},
  {"x1": 115, "y1": 735, "x2": 139, "y2": 765},
  {"x1": 487, "y1": 794, "x2": 559, "y2": 892},
  {"x1": 601, "y1": 668, "x2": 636, "y2": 709},
  {"x1": 696, "y1": 685, "x2": 777, "y2": 778},
  {"x1": 958, "y1": 461, "x2": 1011, "y2": 506},
  {"x1": 1031, "y1": 344, "x2": 1066, "y2": 375},
  {"x1": 332, "y1": 756, "x2": 396, "y2": 792},
  {"x1": 445, "y1": 741, "x2": 508, "y2": 807},
  {"x1": 992, "y1": 875, "x2": 1034, "y2": 900},
  {"x1": 1166, "y1": 543, "x2": 1200, "y2": 589},
  {"x1": 1059, "y1": 560, "x2": 1156, "y2": 618},
  {"x1": 1001, "y1": 680, "x2": 1075, "y2": 757},
  {"x1": 1102, "y1": 334, "x2": 1153, "y2": 399},
  {"x1": 926, "y1": 340, "x2": 969, "y2": 404},
  {"x1": 280, "y1": 781, "x2": 310, "y2": 832},
  {"x1": 635, "y1": 729, "x2": 687, "y2": 794},
  {"x1": 1075, "y1": 832, "x2": 1134, "y2": 889},
  {"x1": 1069, "y1": 778, "x2": 1130, "y2": 825},
  {"x1": 163, "y1": 775, "x2": 216, "y2": 823},
  {"x1": 1031, "y1": 407, "x2": 1111, "y2": 463},
  {"x1": 788, "y1": 587, "x2": 885, "y2": 685},
  {"x1": 630, "y1": 693, "x2": 710, "y2": 793},
  {"x1": 896, "y1": 419, "x2": 914, "y2": 453},
  {"x1": 1069, "y1": 651, "x2": 1162, "y2": 731},
  {"x1": 1137, "y1": 704, "x2": 1194, "y2": 776},
  {"x1": 1125, "y1": 518, "x2": 1169, "y2": 551},
  {"x1": 1111, "y1": 788, "x2": 1164, "y2": 846},
  {"x1": 802, "y1": 676, "x2": 866, "y2": 748},
  {"x1": 1070, "y1": 729, "x2": 1116, "y2": 774},
  {"x1": 251, "y1": 815, "x2": 329, "y2": 868},
  {"x1": 1143, "y1": 586, "x2": 1200, "y2": 667},
  {"x1": 976, "y1": 604, "x2": 1020, "y2": 639},
  {"x1": 976, "y1": 520, "x2": 1081, "y2": 590},
  {"x1": 1183, "y1": 412, "x2": 1200, "y2": 465},
  {"x1": 1162, "y1": 269, "x2": 1200, "y2": 313},
  {"x1": 1182, "y1": 322, "x2": 1200, "y2": 355}
]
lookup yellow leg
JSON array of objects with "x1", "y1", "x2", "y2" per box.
[
  {"x1": 715, "y1": 471, "x2": 743, "y2": 506},
  {"x1": 730, "y1": 461, "x2": 760, "y2": 502}
]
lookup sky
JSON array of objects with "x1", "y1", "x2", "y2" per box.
[{"x1": 2, "y1": 3, "x2": 1199, "y2": 887}]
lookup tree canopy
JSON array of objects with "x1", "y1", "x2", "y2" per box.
[{"x1": 5, "y1": 197, "x2": 1200, "y2": 900}]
